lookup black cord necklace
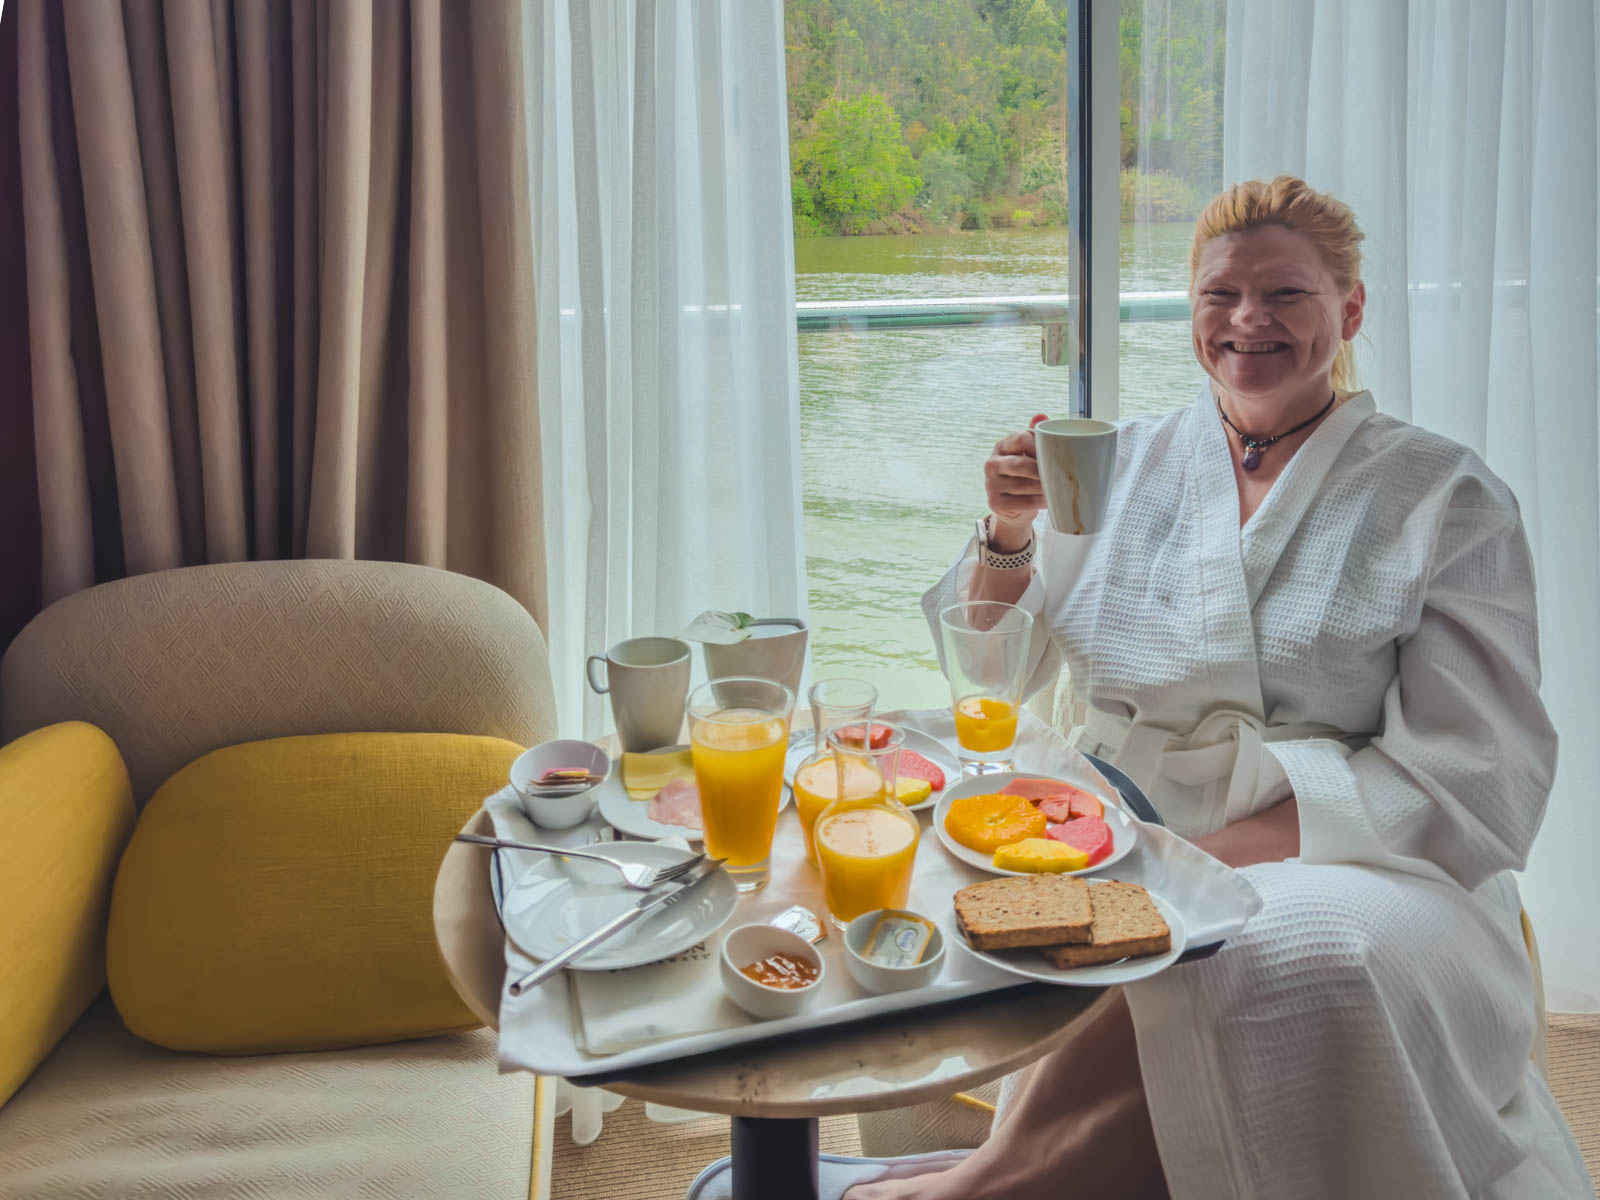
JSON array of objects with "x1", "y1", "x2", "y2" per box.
[{"x1": 1216, "y1": 391, "x2": 1337, "y2": 471}]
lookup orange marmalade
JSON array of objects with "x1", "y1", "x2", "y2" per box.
[{"x1": 739, "y1": 952, "x2": 820, "y2": 990}]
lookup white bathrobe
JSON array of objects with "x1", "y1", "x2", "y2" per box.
[{"x1": 924, "y1": 388, "x2": 1593, "y2": 1198}]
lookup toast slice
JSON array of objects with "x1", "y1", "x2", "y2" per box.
[
  {"x1": 953, "y1": 875, "x2": 1092, "y2": 949},
  {"x1": 1039, "y1": 881, "x2": 1171, "y2": 968}
]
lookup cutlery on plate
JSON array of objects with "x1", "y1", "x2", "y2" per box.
[
  {"x1": 454, "y1": 833, "x2": 703, "y2": 891},
  {"x1": 506, "y1": 858, "x2": 727, "y2": 996}
]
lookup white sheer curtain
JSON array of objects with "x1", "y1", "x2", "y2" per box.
[
  {"x1": 1223, "y1": 0, "x2": 1600, "y2": 1009},
  {"x1": 523, "y1": 0, "x2": 807, "y2": 740}
]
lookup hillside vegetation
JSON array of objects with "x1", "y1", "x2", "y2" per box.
[{"x1": 785, "y1": 0, "x2": 1225, "y2": 235}]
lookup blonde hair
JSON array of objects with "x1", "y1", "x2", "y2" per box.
[{"x1": 1189, "y1": 176, "x2": 1364, "y2": 392}]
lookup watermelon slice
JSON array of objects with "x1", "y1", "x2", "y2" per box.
[
  {"x1": 897, "y1": 749, "x2": 946, "y2": 792},
  {"x1": 1046, "y1": 816, "x2": 1114, "y2": 866}
]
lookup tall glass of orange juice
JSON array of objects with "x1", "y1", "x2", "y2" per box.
[
  {"x1": 687, "y1": 676, "x2": 793, "y2": 892},
  {"x1": 939, "y1": 601, "x2": 1033, "y2": 776},
  {"x1": 814, "y1": 724, "x2": 919, "y2": 928}
]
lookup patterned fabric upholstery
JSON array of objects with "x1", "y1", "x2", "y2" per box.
[
  {"x1": 0, "y1": 997, "x2": 535, "y2": 1198},
  {"x1": 0, "y1": 560, "x2": 558, "y2": 806}
]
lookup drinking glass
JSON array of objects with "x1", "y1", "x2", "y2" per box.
[
  {"x1": 807, "y1": 677, "x2": 878, "y2": 747},
  {"x1": 814, "y1": 723, "x2": 919, "y2": 929},
  {"x1": 687, "y1": 676, "x2": 794, "y2": 892},
  {"x1": 938, "y1": 601, "x2": 1034, "y2": 775}
]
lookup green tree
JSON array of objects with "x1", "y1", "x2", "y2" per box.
[
  {"x1": 915, "y1": 145, "x2": 974, "y2": 223},
  {"x1": 792, "y1": 93, "x2": 923, "y2": 234},
  {"x1": 954, "y1": 113, "x2": 1004, "y2": 194}
]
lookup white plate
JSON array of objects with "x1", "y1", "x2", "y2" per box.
[
  {"x1": 783, "y1": 728, "x2": 962, "y2": 814},
  {"x1": 596, "y1": 744, "x2": 790, "y2": 843},
  {"x1": 499, "y1": 842, "x2": 738, "y2": 970},
  {"x1": 932, "y1": 771, "x2": 1138, "y2": 877},
  {"x1": 948, "y1": 886, "x2": 1187, "y2": 986}
]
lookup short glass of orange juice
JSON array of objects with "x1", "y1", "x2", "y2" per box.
[
  {"x1": 687, "y1": 676, "x2": 794, "y2": 892},
  {"x1": 939, "y1": 601, "x2": 1034, "y2": 776},
  {"x1": 814, "y1": 724, "x2": 919, "y2": 929}
]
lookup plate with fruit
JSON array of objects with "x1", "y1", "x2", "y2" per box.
[
  {"x1": 933, "y1": 772, "x2": 1138, "y2": 878},
  {"x1": 784, "y1": 725, "x2": 960, "y2": 814}
]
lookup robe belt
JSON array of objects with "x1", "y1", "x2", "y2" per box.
[{"x1": 1071, "y1": 703, "x2": 1350, "y2": 826}]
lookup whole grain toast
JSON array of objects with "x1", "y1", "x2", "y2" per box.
[
  {"x1": 1039, "y1": 880, "x2": 1171, "y2": 968},
  {"x1": 953, "y1": 875, "x2": 1092, "y2": 949}
]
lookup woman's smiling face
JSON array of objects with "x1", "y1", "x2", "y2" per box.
[{"x1": 1191, "y1": 223, "x2": 1365, "y2": 404}]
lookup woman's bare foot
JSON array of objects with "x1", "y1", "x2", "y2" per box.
[{"x1": 844, "y1": 992, "x2": 1169, "y2": 1200}]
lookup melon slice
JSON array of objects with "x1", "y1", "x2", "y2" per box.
[{"x1": 1046, "y1": 816, "x2": 1114, "y2": 866}]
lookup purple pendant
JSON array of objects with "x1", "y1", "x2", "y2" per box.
[{"x1": 1242, "y1": 447, "x2": 1262, "y2": 471}]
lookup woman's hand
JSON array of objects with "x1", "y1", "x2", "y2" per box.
[{"x1": 984, "y1": 414, "x2": 1049, "y2": 549}]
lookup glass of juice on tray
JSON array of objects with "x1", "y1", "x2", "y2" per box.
[
  {"x1": 688, "y1": 676, "x2": 794, "y2": 892},
  {"x1": 815, "y1": 723, "x2": 919, "y2": 929},
  {"x1": 939, "y1": 601, "x2": 1033, "y2": 776},
  {"x1": 794, "y1": 677, "x2": 879, "y2": 865}
]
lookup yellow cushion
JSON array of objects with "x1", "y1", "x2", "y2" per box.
[
  {"x1": 107, "y1": 732, "x2": 519, "y2": 1054},
  {"x1": 0, "y1": 722, "x2": 134, "y2": 1107}
]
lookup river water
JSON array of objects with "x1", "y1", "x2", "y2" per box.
[{"x1": 795, "y1": 222, "x2": 1202, "y2": 709}]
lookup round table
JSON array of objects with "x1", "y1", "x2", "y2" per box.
[{"x1": 434, "y1": 807, "x2": 1113, "y2": 1199}]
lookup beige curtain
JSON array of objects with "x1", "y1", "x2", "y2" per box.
[{"x1": 16, "y1": 0, "x2": 547, "y2": 632}]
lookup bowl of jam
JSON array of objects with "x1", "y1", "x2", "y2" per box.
[{"x1": 719, "y1": 924, "x2": 825, "y2": 1020}]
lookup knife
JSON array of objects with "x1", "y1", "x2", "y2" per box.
[{"x1": 506, "y1": 858, "x2": 727, "y2": 996}]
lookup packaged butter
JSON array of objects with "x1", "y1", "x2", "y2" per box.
[
  {"x1": 769, "y1": 905, "x2": 827, "y2": 944},
  {"x1": 862, "y1": 911, "x2": 935, "y2": 967}
]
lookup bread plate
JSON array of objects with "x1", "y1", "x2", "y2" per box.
[
  {"x1": 782, "y1": 727, "x2": 960, "y2": 814},
  {"x1": 947, "y1": 885, "x2": 1186, "y2": 987},
  {"x1": 933, "y1": 771, "x2": 1138, "y2": 877},
  {"x1": 596, "y1": 744, "x2": 790, "y2": 843}
]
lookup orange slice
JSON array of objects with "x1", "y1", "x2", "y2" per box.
[{"x1": 943, "y1": 793, "x2": 1047, "y2": 855}]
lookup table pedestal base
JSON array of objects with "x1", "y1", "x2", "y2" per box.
[{"x1": 730, "y1": 1115, "x2": 820, "y2": 1199}]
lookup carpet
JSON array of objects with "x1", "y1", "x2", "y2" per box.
[{"x1": 551, "y1": 1015, "x2": 1600, "y2": 1199}]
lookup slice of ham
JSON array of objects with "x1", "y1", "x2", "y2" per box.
[{"x1": 647, "y1": 778, "x2": 702, "y2": 831}]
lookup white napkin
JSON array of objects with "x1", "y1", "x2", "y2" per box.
[{"x1": 492, "y1": 708, "x2": 1263, "y2": 1076}]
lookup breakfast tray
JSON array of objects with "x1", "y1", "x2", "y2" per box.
[{"x1": 493, "y1": 710, "x2": 1262, "y2": 1083}]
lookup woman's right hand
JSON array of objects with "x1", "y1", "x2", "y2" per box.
[{"x1": 983, "y1": 414, "x2": 1049, "y2": 548}]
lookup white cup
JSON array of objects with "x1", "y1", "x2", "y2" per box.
[
  {"x1": 1032, "y1": 418, "x2": 1118, "y2": 535},
  {"x1": 585, "y1": 637, "x2": 692, "y2": 752},
  {"x1": 701, "y1": 619, "x2": 808, "y2": 698}
]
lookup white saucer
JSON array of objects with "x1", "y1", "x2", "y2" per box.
[
  {"x1": 499, "y1": 842, "x2": 738, "y2": 971},
  {"x1": 948, "y1": 886, "x2": 1187, "y2": 986},
  {"x1": 782, "y1": 728, "x2": 961, "y2": 814},
  {"x1": 932, "y1": 771, "x2": 1138, "y2": 877},
  {"x1": 596, "y1": 744, "x2": 790, "y2": 842}
]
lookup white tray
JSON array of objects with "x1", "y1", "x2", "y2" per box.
[{"x1": 496, "y1": 735, "x2": 1208, "y2": 1083}]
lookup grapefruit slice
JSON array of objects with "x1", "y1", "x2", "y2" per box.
[
  {"x1": 897, "y1": 749, "x2": 946, "y2": 792},
  {"x1": 1046, "y1": 816, "x2": 1114, "y2": 866}
]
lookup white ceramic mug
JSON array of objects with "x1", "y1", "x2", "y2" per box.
[
  {"x1": 585, "y1": 637, "x2": 692, "y2": 752},
  {"x1": 1032, "y1": 418, "x2": 1118, "y2": 535},
  {"x1": 701, "y1": 619, "x2": 808, "y2": 698}
]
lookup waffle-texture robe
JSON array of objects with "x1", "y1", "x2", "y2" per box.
[{"x1": 924, "y1": 388, "x2": 1593, "y2": 1198}]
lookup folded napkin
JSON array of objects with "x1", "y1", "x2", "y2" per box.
[{"x1": 492, "y1": 709, "x2": 1263, "y2": 1078}]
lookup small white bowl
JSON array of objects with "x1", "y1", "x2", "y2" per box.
[
  {"x1": 509, "y1": 740, "x2": 611, "y2": 830},
  {"x1": 719, "y1": 924, "x2": 825, "y2": 1020},
  {"x1": 842, "y1": 909, "x2": 947, "y2": 994}
]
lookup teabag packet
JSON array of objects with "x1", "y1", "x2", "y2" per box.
[{"x1": 678, "y1": 611, "x2": 757, "y2": 645}]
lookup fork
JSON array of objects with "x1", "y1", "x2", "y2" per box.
[{"x1": 453, "y1": 833, "x2": 703, "y2": 891}]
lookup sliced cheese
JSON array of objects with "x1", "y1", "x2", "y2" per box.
[{"x1": 621, "y1": 748, "x2": 694, "y2": 800}]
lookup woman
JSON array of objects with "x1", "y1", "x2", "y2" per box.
[{"x1": 693, "y1": 177, "x2": 1591, "y2": 1200}]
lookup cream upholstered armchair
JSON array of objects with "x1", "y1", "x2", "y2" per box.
[{"x1": 0, "y1": 560, "x2": 560, "y2": 1199}]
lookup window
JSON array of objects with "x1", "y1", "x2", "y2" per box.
[{"x1": 787, "y1": 0, "x2": 1221, "y2": 709}]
